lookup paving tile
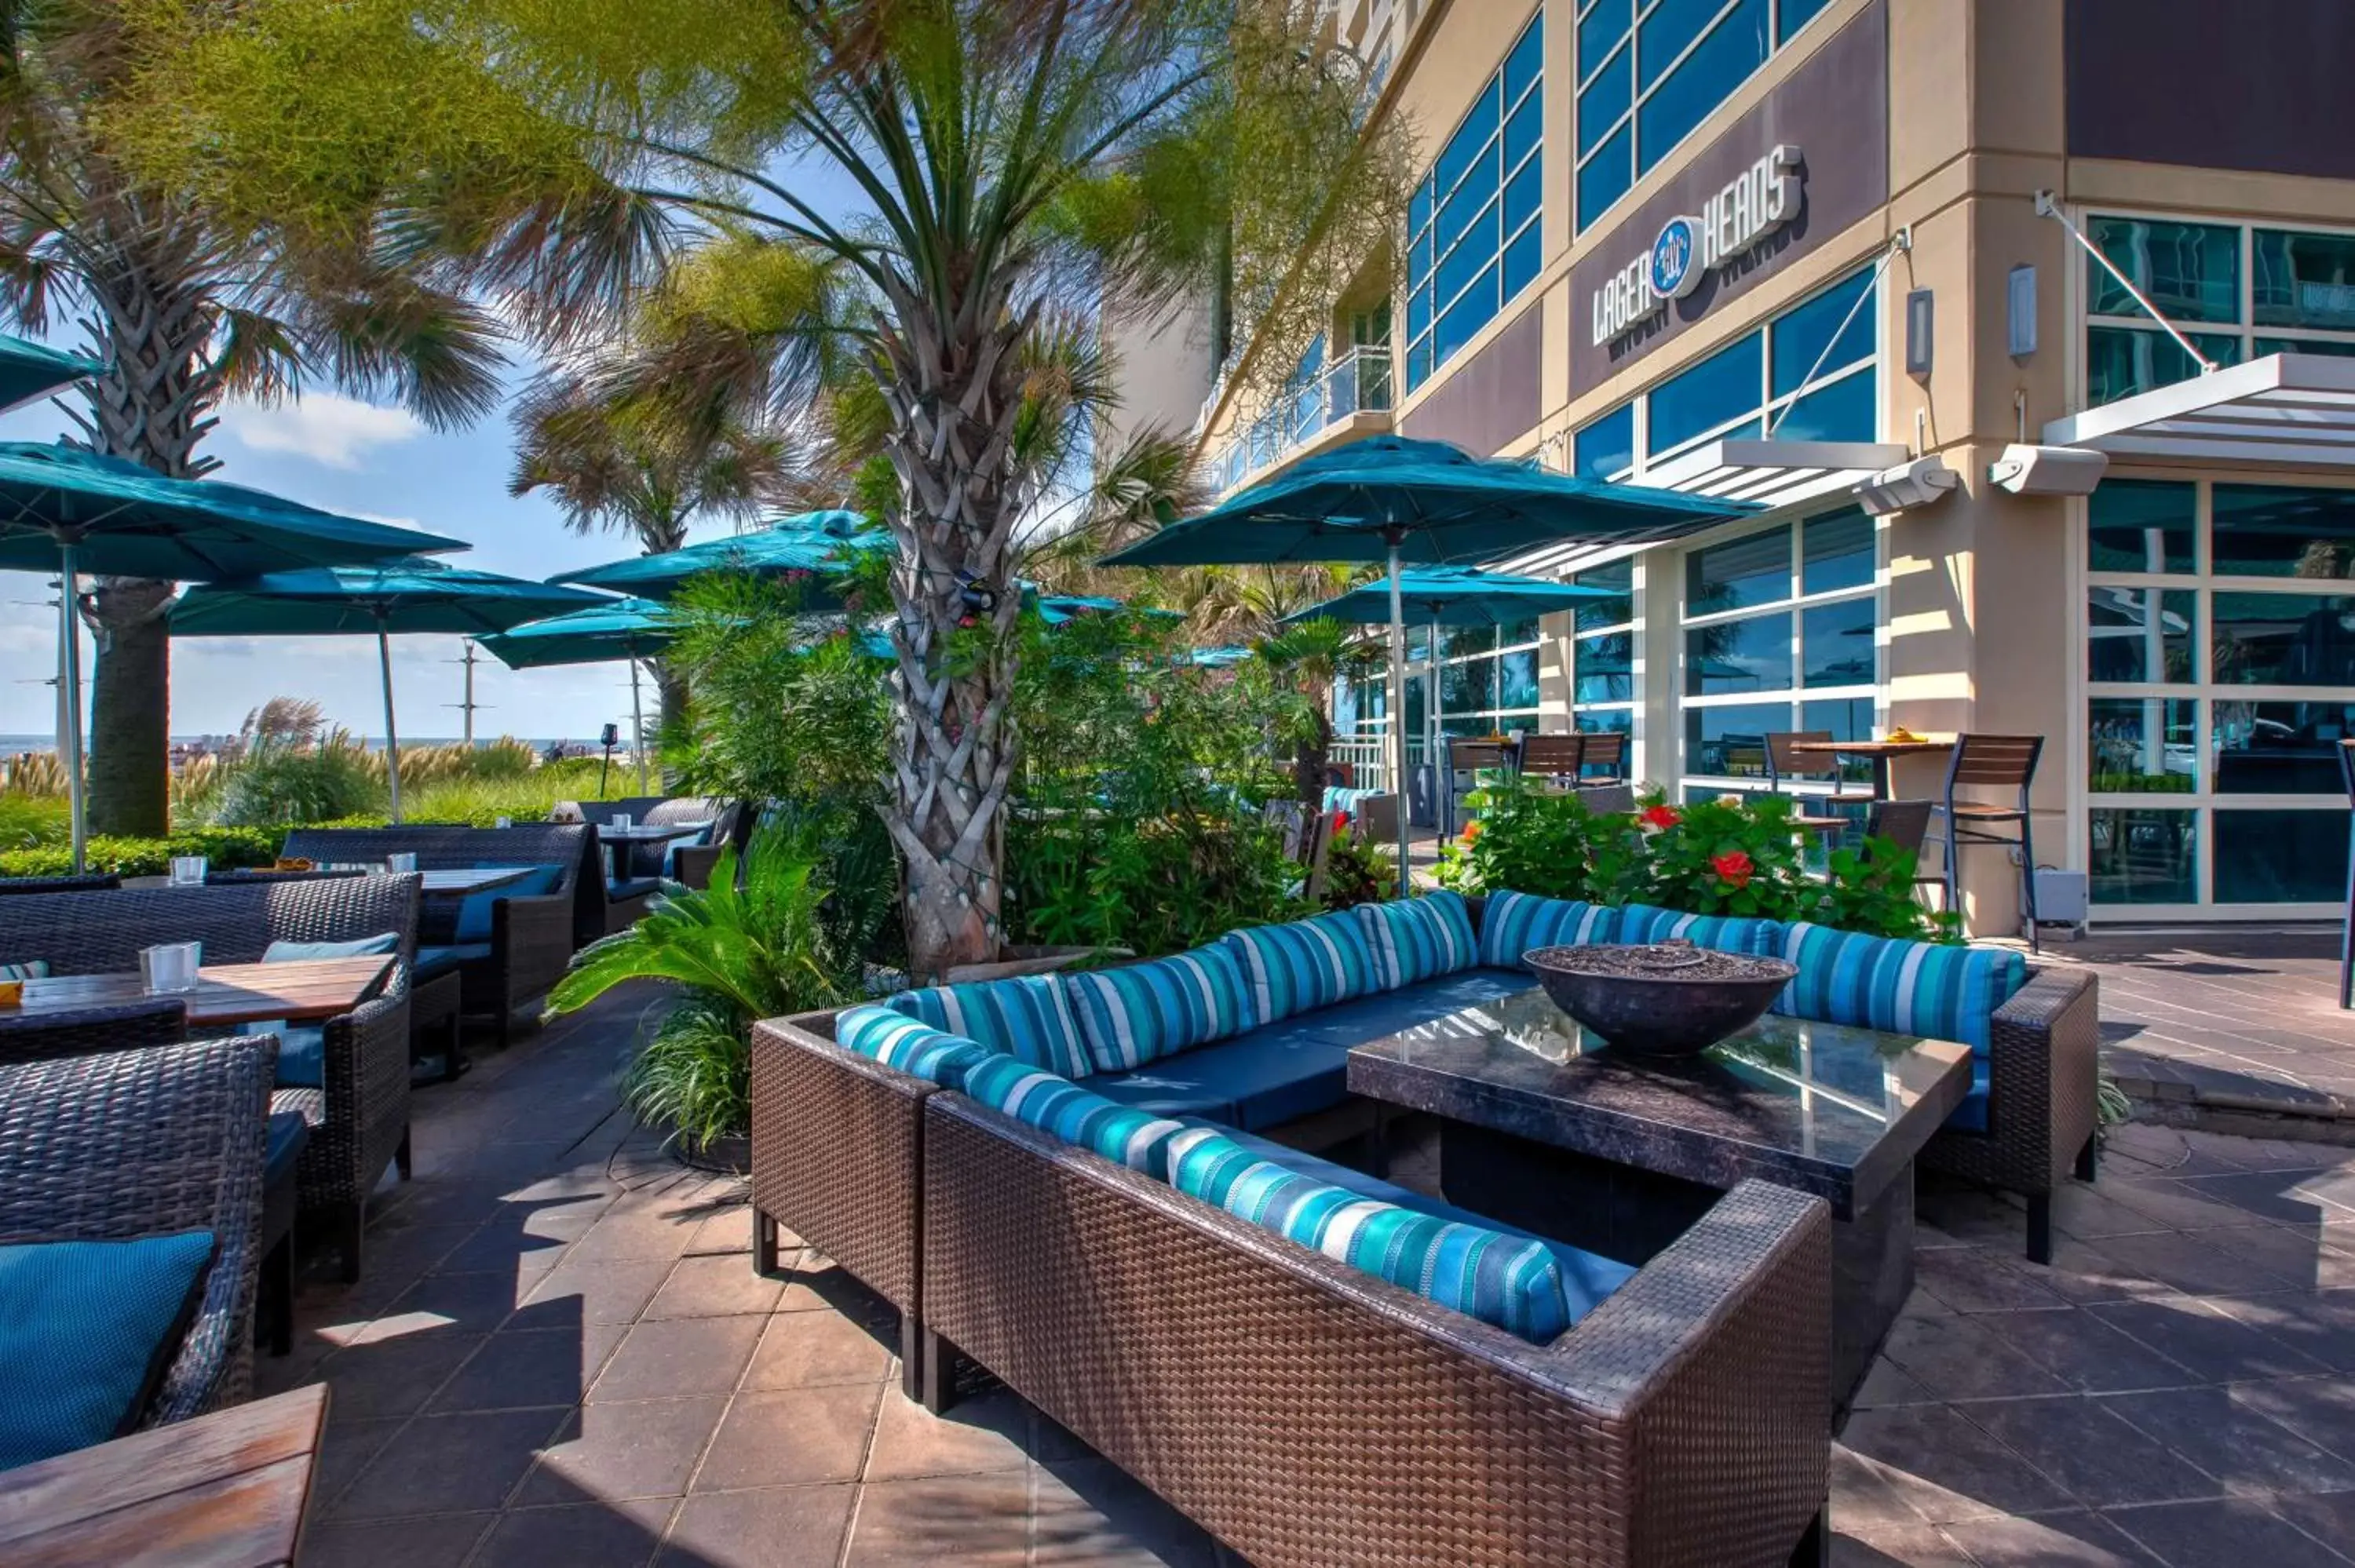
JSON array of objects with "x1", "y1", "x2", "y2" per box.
[
  {"x1": 659, "y1": 1484, "x2": 858, "y2": 1568},
  {"x1": 2034, "y1": 1238, "x2": 2171, "y2": 1306},
  {"x1": 644, "y1": 1253, "x2": 787, "y2": 1319},
  {"x1": 1831, "y1": 1442, "x2": 1937, "y2": 1533},
  {"x1": 2210, "y1": 1289, "x2": 2355, "y2": 1373},
  {"x1": 1911, "y1": 1247, "x2": 2072, "y2": 1313},
  {"x1": 2188, "y1": 1223, "x2": 2355, "y2": 1291},
  {"x1": 1874, "y1": 1312, "x2": 2072, "y2": 1401},
  {"x1": 1959, "y1": 1397, "x2": 2220, "y2": 1507},
  {"x1": 516, "y1": 1395, "x2": 730, "y2": 1504},
  {"x1": 591, "y1": 1313, "x2": 767, "y2": 1402},
  {"x1": 844, "y1": 1471, "x2": 1031, "y2": 1566},
  {"x1": 2050, "y1": 1185, "x2": 2179, "y2": 1242},
  {"x1": 686, "y1": 1205, "x2": 754, "y2": 1256},
  {"x1": 310, "y1": 1333, "x2": 486, "y2": 1422},
  {"x1": 1937, "y1": 1509, "x2": 2160, "y2": 1566},
  {"x1": 1849, "y1": 1358, "x2": 1938, "y2": 1410},
  {"x1": 469, "y1": 1498, "x2": 675, "y2": 1567},
  {"x1": 690, "y1": 1382, "x2": 883, "y2": 1492},
  {"x1": 311, "y1": 1417, "x2": 404, "y2": 1512},
  {"x1": 2099, "y1": 1384, "x2": 2355, "y2": 1495},
  {"x1": 519, "y1": 1258, "x2": 677, "y2": 1327},
  {"x1": 2101, "y1": 1497, "x2": 2355, "y2": 1568},
  {"x1": 298, "y1": 1512, "x2": 495, "y2": 1568},
  {"x1": 2229, "y1": 1376, "x2": 2355, "y2": 1466},
  {"x1": 2268, "y1": 1490, "x2": 2355, "y2": 1557},
  {"x1": 2094, "y1": 1229, "x2": 2306, "y2": 1296},
  {"x1": 1827, "y1": 1522, "x2": 1974, "y2": 1566},
  {"x1": 863, "y1": 1387, "x2": 1034, "y2": 1480},
  {"x1": 2089, "y1": 1296, "x2": 2335, "y2": 1380},
  {"x1": 2176, "y1": 1173, "x2": 2355, "y2": 1228},
  {"x1": 428, "y1": 1324, "x2": 630, "y2": 1413},
  {"x1": 743, "y1": 1304, "x2": 896, "y2": 1390},
  {"x1": 330, "y1": 1408, "x2": 565, "y2": 1519},
  {"x1": 564, "y1": 1204, "x2": 707, "y2": 1263},
  {"x1": 1835, "y1": 1404, "x2": 2074, "y2": 1523},
  {"x1": 1972, "y1": 1307, "x2": 2200, "y2": 1395},
  {"x1": 2101, "y1": 1180, "x2": 2280, "y2": 1233},
  {"x1": 1034, "y1": 1457, "x2": 1225, "y2": 1567}
]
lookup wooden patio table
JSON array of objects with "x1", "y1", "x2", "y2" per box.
[
  {"x1": 1787, "y1": 737, "x2": 1955, "y2": 800},
  {"x1": 12, "y1": 956, "x2": 394, "y2": 1030},
  {"x1": 414, "y1": 866, "x2": 535, "y2": 897},
  {"x1": 0, "y1": 1384, "x2": 328, "y2": 1568}
]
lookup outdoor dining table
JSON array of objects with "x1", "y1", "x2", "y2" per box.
[
  {"x1": 414, "y1": 866, "x2": 537, "y2": 897},
  {"x1": 597, "y1": 822, "x2": 706, "y2": 881},
  {"x1": 10, "y1": 955, "x2": 395, "y2": 1030},
  {"x1": 1787, "y1": 738, "x2": 1954, "y2": 800},
  {"x1": 0, "y1": 1383, "x2": 327, "y2": 1567}
]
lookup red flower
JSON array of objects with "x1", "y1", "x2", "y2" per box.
[
  {"x1": 1641, "y1": 804, "x2": 1681, "y2": 830},
  {"x1": 1711, "y1": 850, "x2": 1754, "y2": 889},
  {"x1": 1461, "y1": 820, "x2": 1483, "y2": 843}
]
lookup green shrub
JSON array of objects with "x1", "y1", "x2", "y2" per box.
[
  {"x1": 0, "y1": 793, "x2": 70, "y2": 852},
  {"x1": 209, "y1": 734, "x2": 384, "y2": 827},
  {"x1": 1006, "y1": 810, "x2": 1309, "y2": 957},
  {"x1": 0, "y1": 826, "x2": 283, "y2": 878},
  {"x1": 1317, "y1": 825, "x2": 1393, "y2": 911}
]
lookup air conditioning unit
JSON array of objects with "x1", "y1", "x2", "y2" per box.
[
  {"x1": 2034, "y1": 867, "x2": 2089, "y2": 938},
  {"x1": 1988, "y1": 443, "x2": 2109, "y2": 496}
]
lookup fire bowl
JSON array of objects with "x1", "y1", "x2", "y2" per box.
[{"x1": 1524, "y1": 941, "x2": 1798, "y2": 1056}]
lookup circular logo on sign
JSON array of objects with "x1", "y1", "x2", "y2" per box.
[{"x1": 1649, "y1": 217, "x2": 1700, "y2": 301}]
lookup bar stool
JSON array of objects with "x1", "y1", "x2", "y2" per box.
[
  {"x1": 1447, "y1": 738, "x2": 1510, "y2": 834},
  {"x1": 1581, "y1": 730, "x2": 1627, "y2": 784},
  {"x1": 1932, "y1": 734, "x2": 2046, "y2": 953},
  {"x1": 1766, "y1": 730, "x2": 1879, "y2": 809},
  {"x1": 1517, "y1": 733, "x2": 1585, "y2": 789}
]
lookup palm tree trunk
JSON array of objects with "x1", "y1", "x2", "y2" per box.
[{"x1": 871, "y1": 286, "x2": 1028, "y2": 982}]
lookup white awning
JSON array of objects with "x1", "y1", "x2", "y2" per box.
[
  {"x1": 2044, "y1": 352, "x2": 2355, "y2": 466},
  {"x1": 1641, "y1": 438, "x2": 1915, "y2": 507}
]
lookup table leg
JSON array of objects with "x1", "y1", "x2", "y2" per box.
[
  {"x1": 1874, "y1": 754, "x2": 1895, "y2": 800},
  {"x1": 1437, "y1": 1122, "x2": 1911, "y2": 1410}
]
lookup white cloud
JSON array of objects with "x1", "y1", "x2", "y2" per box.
[{"x1": 223, "y1": 393, "x2": 425, "y2": 470}]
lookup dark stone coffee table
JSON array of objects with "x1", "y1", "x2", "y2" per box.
[{"x1": 1347, "y1": 985, "x2": 1973, "y2": 1404}]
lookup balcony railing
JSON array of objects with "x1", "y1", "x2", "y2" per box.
[{"x1": 1205, "y1": 345, "x2": 1394, "y2": 495}]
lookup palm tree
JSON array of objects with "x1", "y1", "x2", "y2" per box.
[
  {"x1": 1252, "y1": 614, "x2": 1371, "y2": 813},
  {"x1": 509, "y1": 370, "x2": 820, "y2": 729},
  {"x1": 122, "y1": 0, "x2": 1408, "y2": 978},
  {"x1": 0, "y1": 0, "x2": 507, "y2": 834}
]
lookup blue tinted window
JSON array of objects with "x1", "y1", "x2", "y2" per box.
[
  {"x1": 1436, "y1": 216, "x2": 1495, "y2": 308},
  {"x1": 1803, "y1": 508, "x2": 1875, "y2": 595},
  {"x1": 2089, "y1": 480, "x2": 2197, "y2": 574},
  {"x1": 2212, "y1": 484, "x2": 2355, "y2": 579},
  {"x1": 1575, "y1": 633, "x2": 1634, "y2": 702},
  {"x1": 1638, "y1": 0, "x2": 1769, "y2": 174},
  {"x1": 1579, "y1": 44, "x2": 1632, "y2": 155},
  {"x1": 1771, "y1": 269, "x2": 1877, "y2": 396},
  {"x1": 1408, "y1": 181, "x2": 1432, "y2": 242},
  {"x1": 1575, "y1": 404, "x2": 1637, "y2": 480},
  {"x1": 1640, "y1": 0, "x2": 1730, "y2": 89},
  {"x1": 1433, "y1": 266, "x2": 1497, "y2": 363},
  {"x1": 1504, "y1": 18, "x2": 1544, "y2": 105},
  {"x1": 1437, "y1": 175, "x2": 1492, "y2": 255},
  {"x1": 2255, "y1": 229, "x2": 2355, "y2": 331},
  {"x1": 1686, "y1": 702, "x2": 1789, "y2": 774},
  {"x1": 1404, "y1": 17, "x2": 1540, "y2": 392},
  {"x1": 2086, "y1": 326, "x2": 2243, "y2": 407},
  {"x1": 2087, "y1": 217, "x2": 2240, "y2": 323},
  {"x1": 1579, "y1": 0, "x2": 1632, "y2": 79},
  {"x1": 1802, "y1": 598, "x2": 1876, "y2": 687},
  {"x1": 1767, "y1": 370, "x2": 1876, "y2": 444},
  {"x1": 1407, "y1": 340, "x2": 1432, "y2": 388},
  {"x1": 1689, "y1": 614, "x2": 1794, "y2": 694},
  {"x1": 1574, "y1": 559, "x2": 1635, "y2": 629},
  {"x1": 1578, "y1": 126, "x2": 1632, "y2": 230},
  {"x1": 1687, "y1": 525, "x2": 1791, "y2": 614},
  {"x1": 1779, "y1": 0, "x2": 1833, "y2": 41},
  {"x1": 1435, "y1": 81, "x2": 1499, "y2": 197},
  {"x1": 1406, "y1": 283, "x2": 1433, "y2": 344},
  {"x1": 2215, "y1": 810, "x2": 2350, "y2": 903},
  {"x1": 1648, "y1": 334, "x2": 1764, "y2": 455},
  {"x1": 1503, "y1": 95, "x2": 1542, "y2": 170},
  {"x1": 1502, "y1": 225, "x2": 1541, "y2": 300},
  {"x1": 1501, "y1": 159, "x2": 1541, "y2": 235}
]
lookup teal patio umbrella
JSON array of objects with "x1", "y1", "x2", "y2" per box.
[
  {"x1": 1104, "y1": 436, "x2": 1752, "y2": 890},
  {"x1": 0, "y1": 441, "x2": 469, "y2": 866},
  {"x1": 478, "y1": 598, "x2": 676, "y2": 791},
  {"x1": 551, "y1": 510, "x2": 882, "y2": 600},
  {"x1": 1033, "y1": 592, "x2": 1181, "y2": 626},
  {"x1": 173, "y1": 560, "x2": 604, "y2": 819},
  {"x1": 0, "y1": 334, "x2": 100, "y2": 414}
]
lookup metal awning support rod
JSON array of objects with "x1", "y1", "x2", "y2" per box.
[
  {"x1": 2036, "y1": 190, "x2": 2219, "y2": 374},
  {"x1": 1766, "y1": 229, "x2": 1909, "y2": 437}
]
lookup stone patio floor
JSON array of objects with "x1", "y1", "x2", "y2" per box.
[{"x1": 270, "y1": 972, "x2": 2355, "y2": 1568}]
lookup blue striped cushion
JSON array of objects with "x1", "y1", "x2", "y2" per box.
[
  {"x1": 1616, "y1": 903, "x2": 1780, "y2": 957},
  {"x1": 883, "y1": 976, "x2": 1091, "y2": 1079},
  {"x1": 832, "y1": 1005, "x2": 994, "y2": 1089},
  {"x1": 1322, "y1": 786, "x2": 1382, "y2": 819},
  {"x1": 1221, "y1": 912, "x2": 1379, "y2": 1023},
  {"x1": 1356, "y1": 892, "x2": 1478, "y2": 989},
  {"x1": 1475, "y1": 892, "x2": 1618, "y2": 970},
  {"x1": 0, "y1": 960, "x2": 48, "y2": 982},
  {"x1": 1770, "y1": 923, "x2": 2028, "y2": 1054},
  {"x1": 1164, "y1": 1126, "x2": 1575, "y2": 1343},
  {"x1": 959, "y1": 1054, "x2": 1188, "y2": 1177},
  {"x1": 1064, "y1": 946, "x2": 1254, "y2": 1073}
]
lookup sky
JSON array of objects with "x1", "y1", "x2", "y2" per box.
[{"x1": 0, "y1": 153, "x2": 878, "y2": 749}]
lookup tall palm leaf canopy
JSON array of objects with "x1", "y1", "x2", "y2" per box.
[
  {"x1": 0, "y1": 335, "x2": 101, "y2": 414},
  {"x1": 172, "y1": 560, "x2": 604, "y2": 819},
  {"x1": 0, "y1": 440, "x2": 471, "y2": 868},
  {"x1": 551, "y1": 511, "x2": 881, "y2": 600},
  {"x1": 1103, "y1": 436, "x2": 1756, "y2": 891},
  {"x1": 1279, "y1": 566, "x2": 1612, "y2": 627}
]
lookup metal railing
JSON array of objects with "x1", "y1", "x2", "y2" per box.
[
  {"x1": 1330, "y1": 728, "x2": 1429, "y2": 795},
  {"x1": 1205, "y1": 346, "x2": 1395, "y2": 495}
]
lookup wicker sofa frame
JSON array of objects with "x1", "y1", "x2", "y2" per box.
[
  {"x1": 0, "y1": 996, "x2": 188, "y2": 1063},
  {"x1": 0, "y1": 875, "x2": 419, "y2": 1282},
  {"x1": 0, "y1": 873, "x2": 121, "y2": 895},
  {"x1": 1922, "y1": 964, "x2": 2101, "y2": 1263},
  {"x1": 281, "y1": 825, "x2": 587, "y2": 1041},
  {"x1": 751, "y1": 1014, "x2": 1833, "y2": 1567},
  {"x1": 0, "y1": 1037, "x2": 276, "y2": 1428}
]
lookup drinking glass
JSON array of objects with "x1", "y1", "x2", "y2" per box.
[
  {"x1": 495, "y1": 816, "x2": 513, "y2": 829},
  {"x1": 385, "y1": 852, "x2": 418, "y2": 873},
  {"x1": 140, "y1": 941, "x2": 202, "y2": 994},
  {"x1": 170, "y1": 855, "x2": 207, "y2": 886},
  {"x1": 611, "y1": 814, "x2": 633, "y2": 834}
]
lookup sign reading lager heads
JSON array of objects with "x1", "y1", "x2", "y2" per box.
[{"x1": 1590, "y1": 144, "x2": 1805, "y2": 348}]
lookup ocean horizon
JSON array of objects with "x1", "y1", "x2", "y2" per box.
[{"x1": 0, "y1": 734, "x2": 608, "y2": 754}]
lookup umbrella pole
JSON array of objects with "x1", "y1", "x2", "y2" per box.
[
  {"x1": 378, "y1": 621, "x2": 402, "y2": 823},
  {"x1": 1388, "y1": 542, "x2": 1410, "y2": 899},
  {"x1": 630, "y1": 658, "x2": 648, "y2": 793},
  {"x1": 58, "y1": 542, "x2": 85, "y2": 873}
]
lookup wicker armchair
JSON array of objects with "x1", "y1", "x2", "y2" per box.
[
  {"x1": 1922, "y1": 964, "x2": 2102, "y2": 1264},
  {"x1": 0, "y1": 1037, "x2": 276, "y2": 1428},
  {"x1": 0, "y1": 873, "x2": 121, "y2": 895},
  {"x1": 0, "y1": 875, "x2": 419, "y2": 1282},
  {"x1": 281, "y1": 825, "x2": 587, "y2": 1041},
  {"x1": 0, "y1": 997, "x2": 188, "y2": 1064}
]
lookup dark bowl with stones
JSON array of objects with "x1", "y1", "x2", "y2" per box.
[{"x1": 1524, "y1": 941, "x2": 1798, "y2": 1057}]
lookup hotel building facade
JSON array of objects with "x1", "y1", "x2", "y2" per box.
[{"x1": 1185, "y1": 0, "x2": 2355, "y2": 935}]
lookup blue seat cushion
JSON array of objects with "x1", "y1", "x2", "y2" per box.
[
  {"x1": 660, "y1": 823, "x2": 715, "y2": 877},
  {"x1": 1210, "y1": 1125, "x2": 1638, "y2": 1329},
  {"x1": 1164, "y1": 1126, "x2": 1625, "y2": 1344},
  {"x1": 0, "y1": 1231, "x2": 216, "y2": 1468},
  {"x1": 0, "y1": 959, "x2": 50, "y2": 981},
  {"x1": 1768, "y1": 921, "x2": 2028, "y2": 1053},
  {"x1": 1476, "y1": 892, "x2": 1617, "y2": 970},
  {"x1": 1283, "y1": 967, "x2": 1533, "y2": 1047},
  {"x1": 1944, "y1": 1061, "x2": 1992, "y2": 1134},
  {"x1": 1222, "y1": 910, "x2": 1381, "y2": 1023},
  {"x1": 264, "y1": 1110, "x2": 309, "y2": 1185},
  {"x1": 1616, "y1": 903, "x2": 1781, "y2": 957},
  {"x1": 241, "y1": 1024, "x2": 327, "y2": 1089},
  {"x1": 1085, "y1": 1019, "x2": 1355, "y2": 1131},
  {"x1": 883, "y1": 976, "x2": 1092, "y2": 1080},
  {"x1": 606, "y1": 876, "x2": 664, "y2": 903},
  {"x1": 261, "y1": 933, "x2": 399, "y2": 963},
  {"x1": 454, "y1": 865, "x2": 565, "y2": 943},
  {"x1": 1064, "y1": 946, "x2": 1254, "y2": 1074},
  {"x1": 958, "y1": 1053, "x2": 1188, "y2": 1177},
  {"x1": 415, "y1": 943, "x2": 491, "y2": 980},
  {"x1": 1355, "y1": 891, "x2": 1478, "y2": 989},
  {"x1": 832, "y1": 1005, "x2": 994, "y2": 1089}
]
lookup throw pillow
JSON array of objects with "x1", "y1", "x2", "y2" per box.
[
  {"x1": 1221, "y1": 911, "x2": 1378, "y2": 1023},
  {"x1": 1064, "y1": 946, "x2": 1254, "y2": 1074},
  {"x1": 454, "y1": 865, "x2": 565, "y2": 943},
  {"x1": 832, "y1": 1005, "x2": 994, "y2": 1090},
  {"x1": 1476, "y1": 892, "x2": 1618, "y2": 970},
  {"x1": 1771, "y1": 922, "x2": 2028, "y2": 1052},
  {"x1": 1356, "y1": 891, "x2": 1479, "y2": 989},
  {"x1": 882, "y1": 975, "x2": 1092, "y2": 1079},
  {"x1": 261, "y1": 933, "x2": 400, "y2": 963}
]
